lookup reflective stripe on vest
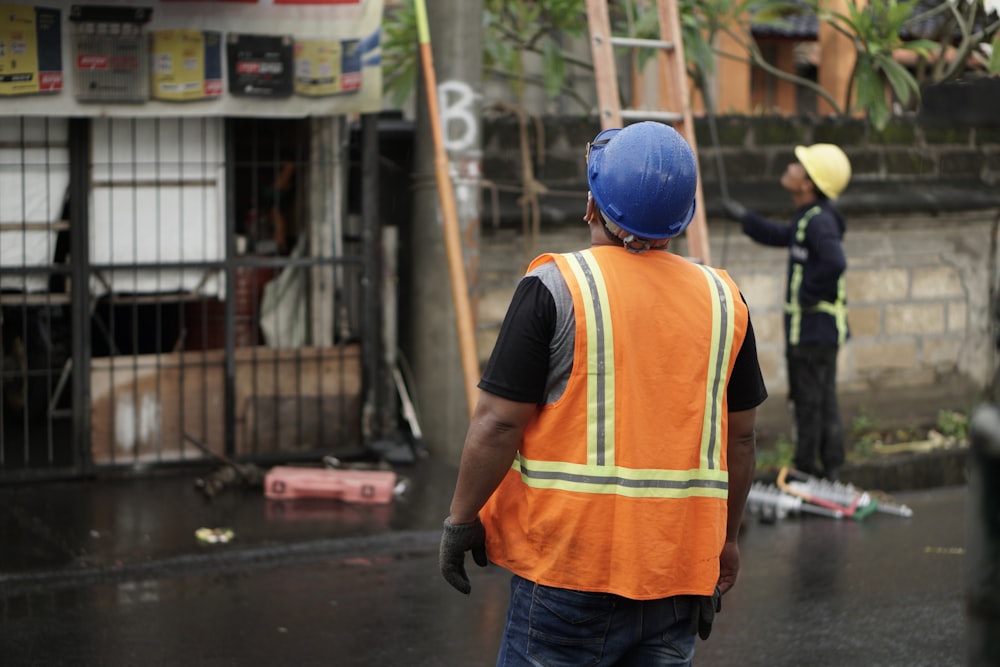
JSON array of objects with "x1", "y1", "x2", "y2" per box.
[
  {"x1": 786, "y1": 207, "x2": 848, "y2": 346},
  {"x1": 512, "y1": 249, "x2": 736, "y2": 499}
]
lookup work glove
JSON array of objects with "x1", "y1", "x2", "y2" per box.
[
  {"x1": 689, "y1": 586, "x2": 723, "y2": 640},
  {"x1": 721, "y1": 198, "x2": 747, "y2": 222},
  {"x1": 439, "y1": 516, "x2": 488, "y2": 594}
]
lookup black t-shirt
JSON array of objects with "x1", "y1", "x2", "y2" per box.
[{"x1": 479, "y1": 273, "x2": 768, "y2": 411}]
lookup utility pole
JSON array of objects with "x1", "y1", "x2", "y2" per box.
[{"x1": 406, "y1": 0, "x2": 484, "y2": 463}]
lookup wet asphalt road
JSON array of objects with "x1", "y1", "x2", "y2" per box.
[{"x1": 1, "y1": 485, "x2": 969, "y2": 667}]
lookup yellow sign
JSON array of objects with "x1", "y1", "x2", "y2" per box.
[
  {"x1": 152, "y1": 29, "x2": 204, "y2": 101},
  {"x1": 294, "y1": 39, "x2": 362, "y2": 97},
  {"x1": 152, "y1": 29, "x2": 223, "y2": 102},
  {"x1": 0, "y1": 4, "x2": 40, "y2": 96}
]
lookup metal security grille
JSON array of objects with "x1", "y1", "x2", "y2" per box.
[
  {"x1": 0, "y1": 117, "x2": 75, "y2": 477},
  {"x1": 0, "y1": 116, "x2": 370, "y2": 481}
]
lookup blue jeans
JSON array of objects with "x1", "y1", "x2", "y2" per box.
[{"x1": 496, "y1": 575, "x2": 698, "y2": 667}]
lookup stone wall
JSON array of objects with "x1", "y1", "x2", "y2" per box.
[{"x1": 475, "y1": 114, "x2": 1000, "y2": 443}]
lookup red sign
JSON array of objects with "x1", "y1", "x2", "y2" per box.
[
  {"x1": 77, "y1": 55, "x2": 108, "y2": 70},
  {"x1": 38, "y1": 72, "x2": 63, "y2": 91},
  {"x1": 162, "y1": 0, "x2": 360, "y2": 2}
]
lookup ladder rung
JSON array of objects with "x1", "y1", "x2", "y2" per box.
[
  {"x1": 609, "y1": 36, "x2": 674, "y2": 50},
  {"x1": 621, "y1": 109, "x2": 683, "y2": 123},
  {"x1": 586, "y1": 0, "x2": 710, "y2": 264}
]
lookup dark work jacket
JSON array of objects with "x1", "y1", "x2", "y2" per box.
[{"x1": 741, "y1": 200, "x2": 848, "y2": 347}]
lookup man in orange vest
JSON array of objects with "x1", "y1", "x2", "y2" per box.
[
  {"x1": 722, "y1": 144, "x2": 851, "y2": 481},
  {"x1": 439, "y1": 122, "x2": 767, "y2": 666}
]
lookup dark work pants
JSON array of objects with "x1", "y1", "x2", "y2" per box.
[{"x1": 787, "y1": 344, "x2": 844, "y2": 478}]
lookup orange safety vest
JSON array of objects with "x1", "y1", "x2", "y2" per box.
[{"x1": 481, "y1": 246, "x2": 749, "y2": 600}]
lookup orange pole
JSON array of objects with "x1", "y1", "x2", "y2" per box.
[{"x1": 414, "y1": 0, "x2": 479, "y2": 416}]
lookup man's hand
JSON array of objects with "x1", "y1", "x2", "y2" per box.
[
  {"x1": 439, "y1": 517, "x2": 488, "y2": 594},
  {"x1": 688, "y1": 586, "x2": 723, "y2": 640},
  {"x1": 721, "y1": 199, "x2": 747, "y2": 222},
  {"x1": 718, "y1": 540, "x2": 741, "y2": 595}
]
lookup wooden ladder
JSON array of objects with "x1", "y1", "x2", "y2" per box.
[{"x1": 585, "y1": 0, "x2": 710, "y2": 265}]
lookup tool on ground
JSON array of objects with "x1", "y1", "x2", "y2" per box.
[
  {"x1": 584, "y1": 0, "x2": 710, "y2": 264},
  {"x1": 393, "y1": 364, "x2": 424, "y2": 453},
  {"x1": 777, "y1": 466, "x2": 873, "y2": 519},
  {"x1": 777, "y1": 466, "x2": 872, "y2": 519},
  {"x1": 264, "y1": 465, "x2": 397, "y2": 504},
  {"x1": 865, "y1": 489, "x2": 915, "y2": 518},
  {"x1": 186, "y1": 433, "x2": 265, "y2": 497},
  {"x1": 746, "y1": 481, "x2": 845, "y2": 522},
  {"x1": 777, "y1": 467, "x2": 913, "y2": 519}
]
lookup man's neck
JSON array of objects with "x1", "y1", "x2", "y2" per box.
[{"x1": 791, "y1": 193, "x2": 820, "y2": 209}]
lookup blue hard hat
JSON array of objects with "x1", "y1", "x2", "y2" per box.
[{"x1": 586, "y1": 122, "x2": 698, "y2": 240}]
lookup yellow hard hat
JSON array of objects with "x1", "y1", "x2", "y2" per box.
[{"x1": 794, "y1": 144, "x2": 852, "y2": 200}]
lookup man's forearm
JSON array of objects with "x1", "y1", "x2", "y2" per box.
[
  {"x1": 726, "y1": 430, "x2": 757, "y2": 542},
  {"x1": 448, "y1": 434, "x2": 520, "y2": 524},
  {"x1": 447, "y1": 395, "x2": 536, "y2": 524}
]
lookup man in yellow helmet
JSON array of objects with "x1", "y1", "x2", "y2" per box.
[{"x1": 722, "y1": 143, "x2": 851, "y2": 481}]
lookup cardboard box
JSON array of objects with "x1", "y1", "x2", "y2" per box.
[{"x1": 91, "y1": 345, "x2": 362, "y2": 464}]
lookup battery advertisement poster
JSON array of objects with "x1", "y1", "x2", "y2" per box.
[
  {"x1": 0, "y1": 4, "x2": 62, "y2": 95},
  {"x1": 0, "y1": 0, "x2": 382, "y2": 116},
  {"x1": 151, "y1": 28, "x2": 223, "y2": 101},
  {"x1": 227, "y1": 32, "x2": 293, "y2": 98}
]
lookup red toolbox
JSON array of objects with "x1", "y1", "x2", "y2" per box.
[{"x1": 264, "y1": 466, "x2": 397, "y2": 504}]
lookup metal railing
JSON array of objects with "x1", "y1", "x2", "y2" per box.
[{"x1": 1, "y1": 116, "x2": 376, "y2": 482}]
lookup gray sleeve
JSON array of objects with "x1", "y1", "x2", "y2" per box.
[{"x1": 531, "y1": 262, "x2": 576, "y2": 405}]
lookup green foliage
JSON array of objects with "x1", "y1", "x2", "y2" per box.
[
  {"x1": 807, "y1": 0, "x2": 929, "y2": 130},
  {"x1": 676, "y1": 0, "x2": 996, "y2": 128},
  {"x1": 843, "y1": 406, "x2": 971, "y2": 462},
  {"x1": 906, "y1": 0, "x2": 1000, "y2": 82},
  {"x1": 481, "y1": 0, "x2": 587, "y2": 102},
  {"x1": 756, "y1": 433, "x2": 795, "y2": 472},
  {"x1": 935, "y1": 409, "x2": 969, "y2": 442},
  {"x1": 754, "y1": 407, "x2": 970, "y2": 473},
  {"x1": 854, "y1": 53, "x2": 891, "y2": 129},
  {"x1": 542, "y1": 37, "x2": 566, "y2": 98},
  {"x1": 380, "y1": 0, "x2": 999, "y2": 128},
  {"x1": 679, "y1": 0, "x2": 803, "y2": 71},
  {"x1": 850, "y1": 407, "x2": 880, "y2": 436},
  {"x1": 848, "y1": 408, "x2": 882, "y2": 461},
  {"x1": 381, "y1": 0, "x2": 419, "y2": 108},
  {"x1": 634, "y1": 0, "x2": 809, "y2": 106},
  {"x1": 382, "y1": 0, "x2": 590, "y2": 109}
]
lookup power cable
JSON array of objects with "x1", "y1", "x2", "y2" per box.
[{"x1": 703, "y1": 77, "x2": 733, "y2": 267}]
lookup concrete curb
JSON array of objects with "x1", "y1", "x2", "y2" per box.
[
  {"x1": 839, "y1": 446, "x2": 968, "y2": 493},
  {"x1": 0, "y1": 529, "x2": 442, "y2": 596}
]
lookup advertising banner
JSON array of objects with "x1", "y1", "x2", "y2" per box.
[
  {"x1": 0, "y1": 4, "x2": 63, "y2": 95},
  {"x1": 0, "y1": 0, "x2": 383, "y2": 116}
]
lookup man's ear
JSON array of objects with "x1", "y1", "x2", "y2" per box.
[{"x1": 584, "y1": 192, "x2": 598, "y2": 223}]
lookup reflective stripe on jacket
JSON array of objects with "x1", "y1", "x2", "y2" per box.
[{"x1": 481, "y1": 246, "x2": 749, "y2": 600}]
